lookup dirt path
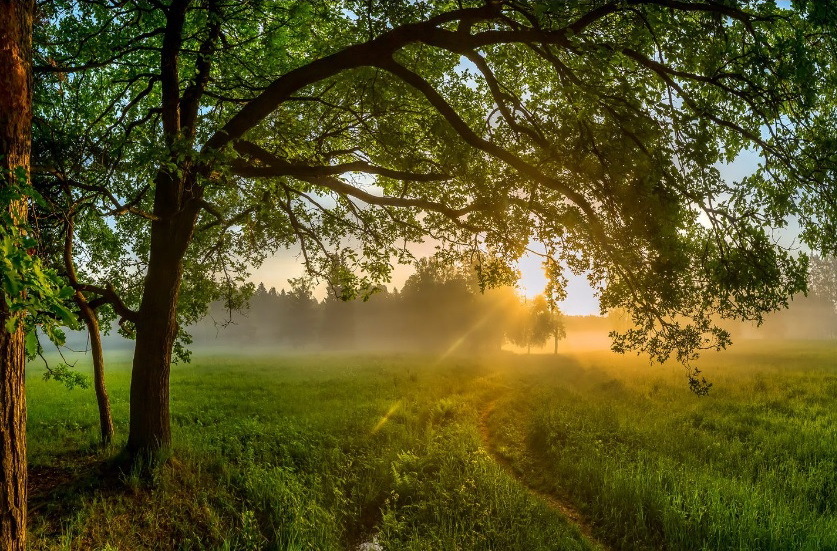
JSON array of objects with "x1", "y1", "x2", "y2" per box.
[{"x1": 479, "y1": 399, "x2": 612, "y2": 551}]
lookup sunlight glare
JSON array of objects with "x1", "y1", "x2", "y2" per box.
[{"x1": 371, "y1": 401, "x2": 402, "y2": 434}]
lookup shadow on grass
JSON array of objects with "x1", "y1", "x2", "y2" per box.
[{"x1": 28, "y1": 446, "x2": 144, "y2": 537}]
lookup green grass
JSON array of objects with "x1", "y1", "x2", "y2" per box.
[
  {"x1": 487, "y1": 341, "x2": 837, "y2": 550},
  {"x1": 26, "y1": 353, "x2": 590, "y2": 550},
  {"x1": 25, "y1": 341, "x2": 837, "y2": 550}
]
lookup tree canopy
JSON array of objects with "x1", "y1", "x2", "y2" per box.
[{"x1": 23, "y1": 0, "x2": 837, "y2": 452}]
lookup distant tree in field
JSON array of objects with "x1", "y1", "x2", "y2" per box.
[
  {"x1": 508, "y1": 294, "x2": 561, "y2": 354},
  {"x1": 31, "y1": 0, "x2": 837, "y2": 464},
  {"x1": 551, "y1": 307, "x2": 567, "y2": 355},
  {"x1": 810, "y1": 256, "x2": 837, "y2": 313}
]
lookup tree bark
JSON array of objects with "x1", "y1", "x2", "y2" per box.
[
  {"x1": 0, "y1": 1, "x2": 34, "y2": 549},
  {"x1": 79, "y1": 301, "x2": 114, "y2": 445},
  {"x1": 0, "y1": 322, "x2": 25, "y2": 551},
  {"x1": 126, "y1": 177, "x2": 200, "y2": 460}
]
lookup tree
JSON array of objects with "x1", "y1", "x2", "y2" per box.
[
  {"x1": 62, "y1": 213, "x2": 114, "y2": 444},
  {"x1": 32, "y1": 1, "x2": 836, "y2": 460},
  {"x1": 1, "y1": 3, "x2": 35, "y2": 548},
  {"x1": 508, "y1": 294, "x2": 559, "y2": 353},
  {"x1": 2, "y1": 1, "x2": 78, "y2": 547},
  {"x1": 551, "y1": 307, "x2": 566, "y2": 355}
]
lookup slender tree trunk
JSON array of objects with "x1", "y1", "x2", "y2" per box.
[
  {"x1": 554, "y1": 330, "x2": 558, "y2": 355},
  {"x1": 79, "y1": 302, "x2": 114, "y2": 445},
  {"x1": 0, "y1": 2, "x2": 34, "y2": 549},
  {"x1": 64, "y1": 216, "x2": 115, "y2": 445}
]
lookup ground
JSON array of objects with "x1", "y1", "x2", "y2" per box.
[{"x1": 26, "y1": 340, "x2": 837, "y2": 550}]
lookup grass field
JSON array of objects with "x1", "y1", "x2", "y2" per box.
[{"x1": 25, "y1": 340, "x2": 837, "y2": 550}]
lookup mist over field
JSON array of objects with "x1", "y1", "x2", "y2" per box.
[{"x1": 58, "y1": 273, "x2": 837, "y2": 361}]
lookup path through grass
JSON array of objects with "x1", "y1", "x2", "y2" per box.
[{"x1": 27, "y1": 353, "x2": 593, "y2": 550}]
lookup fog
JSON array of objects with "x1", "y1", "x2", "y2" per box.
[
  {"x1": 58, "y1": 258, "x2": 837, "y2": 358},
  {"x1": 185, "y1": 268, "x2": 837, "y2": 356}
]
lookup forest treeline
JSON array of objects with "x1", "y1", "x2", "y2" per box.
[
  {"x1": 190, "y1": 258, "x2": 565, "y2": 353},
  {"x1": 185, "y1": 256, "x2": 837, "y2": 353}
]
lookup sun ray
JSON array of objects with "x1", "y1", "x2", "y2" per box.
[{"x1": 371, "y1": 400, "x2": 402, "y2": 434}]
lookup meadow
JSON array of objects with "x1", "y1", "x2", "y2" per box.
[{"x1": 25, "y1": 340, "x2": 837, "y2": 550}]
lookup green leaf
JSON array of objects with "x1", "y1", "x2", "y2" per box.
[{"x1": 25, "y1": 330, "x2": 38, "y2": 358}]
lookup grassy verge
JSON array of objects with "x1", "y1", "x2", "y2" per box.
[
  {"x1": 27, "y1": 353, "x2": 592, "y2": 550},
  {"x1": 487, "y1": 341, "x2": 837, "y2": 551}
]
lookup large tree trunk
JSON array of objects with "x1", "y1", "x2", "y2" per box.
[
  {"x1": 126, "y1": 181, "x2": 199, "y2": 460},
  {"x1": 0, "y1": 325, "x2": 25, "y2": 551},
  {"x1": 0, "y1": 1, "x2": 34, "y2": 549}
]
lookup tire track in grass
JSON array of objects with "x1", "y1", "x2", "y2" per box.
[{"x1": 479, "y1": 399, "x2": 612, "y2": 551}]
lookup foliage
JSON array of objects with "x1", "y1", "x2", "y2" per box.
[
  {"x1": 0, "y1": 163, "x2": 78, "y2": 354},
  {"x1": 29, "y1": 0, "x2": 837, "y2": 376},
  {"x1": 507, "y1": 294, "x2": 564, "y2": 350},
  {"x1": 40, "y1": 360, "x2": 89, "y2": 390}
]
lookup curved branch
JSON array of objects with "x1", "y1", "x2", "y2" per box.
[
  {"x1": 202, "y1": 3, "x2": 502, "y2": 151},
  {"x1": 77, "y1": 283, "x2": 139, "y2": 324},
  {"x1": 300, "y1": 173, "x2": 478, "y2": 224},
  {"x1": 231, "y1": 141, "x2": 450, "y2": 182}
]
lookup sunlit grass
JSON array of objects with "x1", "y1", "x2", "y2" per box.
[
  {"x1": 488, "y1": 340, "x2": 837, "y2": 550},
  {"x1": 25, "y1": 340, "x2": 837, "y2": 549},
  {"x1": 26, "y1": 352, "x2": 592, "y2": 550}
]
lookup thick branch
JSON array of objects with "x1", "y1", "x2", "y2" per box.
[
  {"x1": 160, "y1": 0, "x2": 190, "y2": 137},
  {"x1": 300, "y1": 173, "x2": 477, "y2": 222},
  {"x1": 231, "y1": 141, "x2": 450, "y2": 182},
  {"x1": 180, "y1": 0, "x2": 222, "y2": 135},
  {"x1": 76, "y1": 283, "x2": 139, "y2": 324},
  {"x1": 203, "y1": 3, "x2": 502, "y2": 151}
]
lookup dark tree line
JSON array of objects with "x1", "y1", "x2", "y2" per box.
[{"x1": 194, "y1": 258, "x2": 562, "y2": 353}]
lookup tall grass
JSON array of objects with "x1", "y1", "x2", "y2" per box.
[
  {"x1": 27, "y1": 342, "x2": 837, "y2": 549},
  {"x1": 27, "y1": 353, "x2": 592, "y2": 550},
  {"x1": 489, "y1": 341, "x2": 837, "y2": 550}
]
